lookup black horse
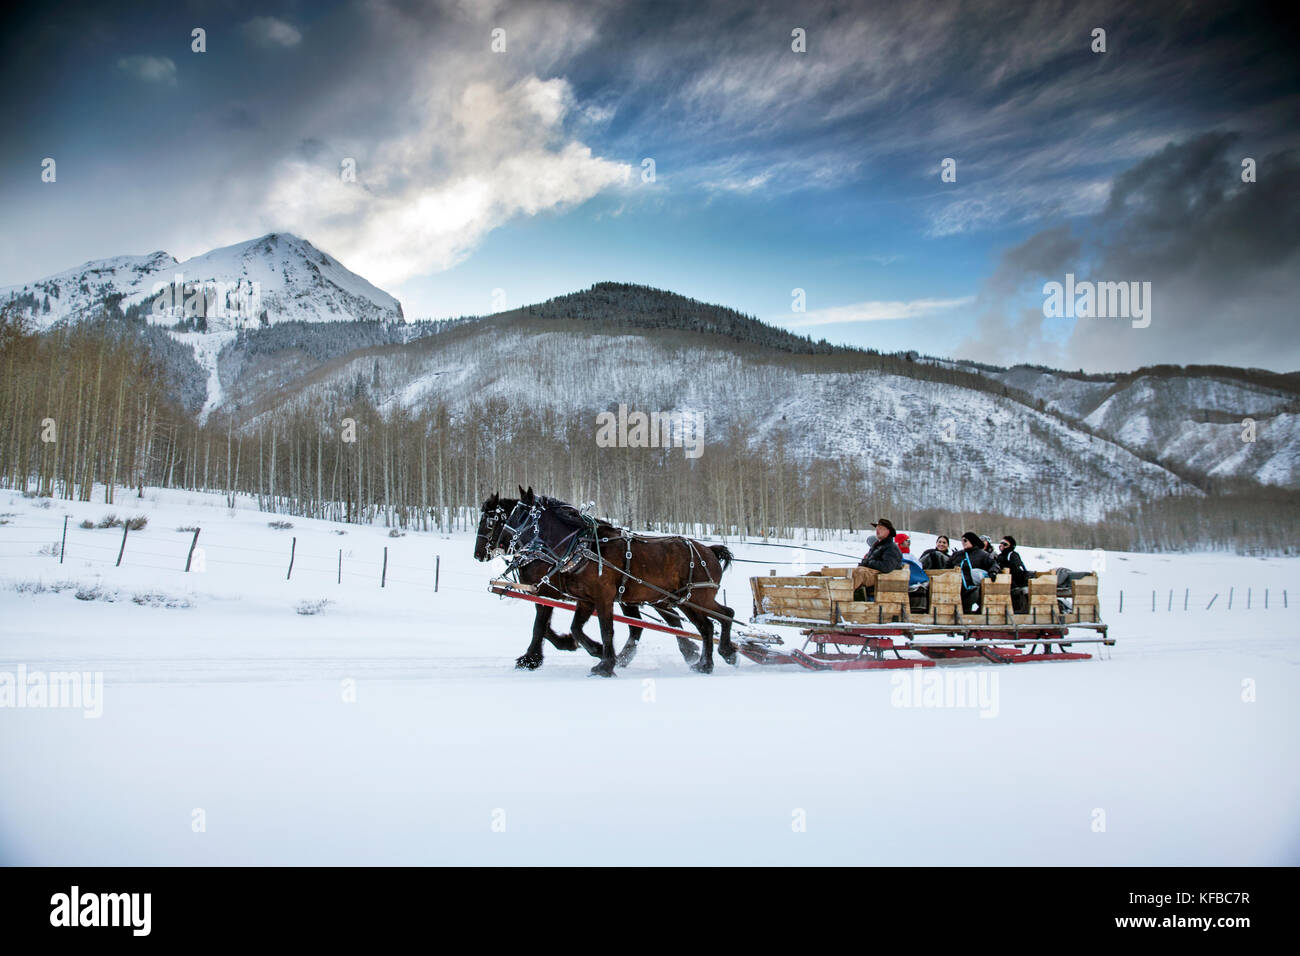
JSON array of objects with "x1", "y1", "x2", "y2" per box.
[
  {"x1": 487, "y1": 488, "x2": 737, "y2": 677},
  {"x1": 474, "y1": 490, "x2": 700, "y2": 671}
]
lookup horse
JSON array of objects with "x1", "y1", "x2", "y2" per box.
[
  {"x1": 474, "y1": 490, "x2": 700, "y2": 671},
  {"x1": 494, "y1": 487, "x2": 737, "y2": 677}
]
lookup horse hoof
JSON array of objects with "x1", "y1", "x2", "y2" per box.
[
  {"x1": 588, "y1": 662, "x2": 616, "y2": 678},
  {"x1": 515, "y1": 655, "x2": 543, "y2": 670},
  {"x1": 691, "y1": 660, "x2": 714, "y2": 674}
]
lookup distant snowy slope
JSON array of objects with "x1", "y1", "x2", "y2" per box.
[
  {"x1": 0, "y1": 250, "x2": 177, "y2": 325},
  {"x1": 1, "y1": 233, "x2": 403, "y2": 330},
  {"x1": 245, "y1": 326, "x2": 1197, "y2": 521}
]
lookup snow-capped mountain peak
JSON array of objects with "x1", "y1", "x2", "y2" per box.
[{"x1": 1, "y1": 233, "x2": 404, "y2": 330}]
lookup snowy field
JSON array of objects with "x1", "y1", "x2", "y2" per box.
[{"x1": 1, "y1": 487, "x2": 1297, "y2": 865}]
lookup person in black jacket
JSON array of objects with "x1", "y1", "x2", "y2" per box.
[
  {"x1": 995, "y1": 535, "x2": 1029, "y2": 588},
  {"x1": 996, "y1": 534, "x2": 1031, "y2": 612},
  {"x1": 919, "y1": 535, "x2": 953, "y2": 571},
  {"x1": 955, "y1": 531, "x2": 998, "y2": 612},
  {"x1": 860, "y1": 518, "x2": 903, "y2": 572},
  {"x1": 856, "y1": 517, "x2": 903, "y2": 599}
]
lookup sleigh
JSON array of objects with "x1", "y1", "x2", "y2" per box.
[{"x1": 744, "y1": 566, "x2": 1111, "y2": 671}]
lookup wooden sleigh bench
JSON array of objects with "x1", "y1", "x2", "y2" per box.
[{"x1": 751, "y1": 566, "x2": 1104, "y2": 628}]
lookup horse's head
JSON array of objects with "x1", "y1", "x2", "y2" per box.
[{"x1": 474, "y1": 492, "x2": 517, "y2": 562}]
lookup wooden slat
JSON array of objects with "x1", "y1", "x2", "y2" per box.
[{"x1": 755, "y1": 584, "x2": 832, "y2": 600}]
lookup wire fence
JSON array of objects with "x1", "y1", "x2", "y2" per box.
[
  {"x1": 0, "y1": 518, "x2": 494, "y2": 599},
  {"x1": 0, "y1": 518, "x2": 1294, "y2": 612}
]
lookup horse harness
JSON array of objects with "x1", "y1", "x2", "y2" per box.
[{"x1": 498, "y1": 499, "x2": 720, "y2": 611}]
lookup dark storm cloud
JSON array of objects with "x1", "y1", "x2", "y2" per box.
[{"x1": 963, "y1": 133, "x2": 1300, "y2": 371}]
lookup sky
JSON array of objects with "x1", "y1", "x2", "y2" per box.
[{"x1": 2, "y1": 0, "x2": 1297, "y2": 372}]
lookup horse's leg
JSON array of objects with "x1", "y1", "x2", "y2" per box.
[
  {"x1": 655, "y1": 604, "x2": 699, "y2": 663},
  {"x1": 515, "y1": 605, "x2": 553, "y2": 669},
  {"x1": 700, "y1": 593, "x2": 738, "y2": 666},
  {"x1": 590, "y1": 603, "x2": 617, "y2": 677},
  {"x1": 615, "y1": 603, "x2": 644, "y2": 667},
  {"x1": 569, "y1": 600, "x2": 604, "y2": 657},
  {"x1": 682, "y1": 606, "x2": 715, "y2": 674}
]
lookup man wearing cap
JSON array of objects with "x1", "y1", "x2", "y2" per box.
[{"x1": 856, "y1": 518, "x2": 903, "y2": 599}]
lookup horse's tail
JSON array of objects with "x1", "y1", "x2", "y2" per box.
[{"x1": 709, "y1": 544, "x2": 733, "y2": 572}]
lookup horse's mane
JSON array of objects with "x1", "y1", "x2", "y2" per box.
[{"x1": 538, "y1": 495, "x2": 617, "y2": 535}]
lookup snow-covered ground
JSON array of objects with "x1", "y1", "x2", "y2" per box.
[{"x1": 1, "y1": 487, "x2": 1297, "y2": 865}]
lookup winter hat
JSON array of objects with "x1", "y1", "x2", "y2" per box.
[
  {"x1": 875, "y1": 517, "x2": 896, "y2": 538},
  {"x1": 980, "y1": 535, "x2": 994, "y2": 551},
  {"x1": 1002, "y1": 534, "x2": 1017, "y2": 549},
  {"x1": 962, "y1": 531, "x2": 982, "y2": 549},
  {"x1": 895, "y1": 532, "x2": 910, "y2": 553}
]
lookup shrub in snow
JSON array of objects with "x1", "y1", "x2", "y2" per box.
[
  {"x1": 96, "y1": 514, "x2": 122, "y2": 529},
  {"x1": 131, "y1": 591, "x2": 192, "y2": 609},
  {"x1": 268, "y1": 520, "x2": 294, "y2": 530},
  {"x1": 296, "y1": 599, "x2": 331, "y2": 616},
  {"x1": 79, "y1": 519, "x2": 94, "y2": 529},
  {"x1": 74, "y1": 583, "x2": 117, "y2": 602},
  {"x1": 12, "y1": 580, "x2": 75, "y2": 595},
  {"x1": 388, "y1": 528, "x2": 405, "y2": 537},
  {"x1": 34, "y1": 499, "x2": 51, "y2": 509},
  {"x1": 176, "y1": 525, "x2": 199, "y2": 533},
  {"x1": 126, "y1": 514, "x2": 148, "y2": 531},
  {"x1": 332, "y1": 529, "x2": 347, "y2": 535},
  {"x1": 38, "y1": 541, "x2": 60, "y2": 556}
]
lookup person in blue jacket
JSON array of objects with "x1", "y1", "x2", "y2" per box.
[{"x1": 895, "y1": 533, "x2": 930, "y2": 589}]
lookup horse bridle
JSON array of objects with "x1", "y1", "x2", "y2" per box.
[{"x1": 476, "y1": 502, "x2": 516, "y2": 559}]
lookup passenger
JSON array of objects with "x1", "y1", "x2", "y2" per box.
[
  {"x1": 855, "y1": 517, "x2": 903, "y2": 599},
  {"x1": 919, "y1": 535, "x2": 953, "y2": 571},
  {"x1": 896, "y1": 532, "x2": 931, "y2": 612},
  {"x1": 895, "y1": 533, "x2": 929, "y2": 589},
  {"x1": 995, "y1": 535, "x2": 1030, "y2": 589},
  {"x1": 956, "y1": 530, "x2": 998, "y2": 612},
  {"x1": 996, "y1": 534, "x2": 1030, "y2": 612}
]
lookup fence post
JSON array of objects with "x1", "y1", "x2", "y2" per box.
[
  {"x1": 337, "y1": 549, "x2": 342, "y2": 585},
  {"x1": 1167, "y1": 589, "x2": 1172, "y2": 612},
  {"x1": 59, "y1": 515, "x2": 67, "y2": 564},
  {"x1": 1206, "y1": 593, "x2": 1218, "y2": 610},
  {"x1": 1284, "y1": 590, "x2": 1288, "y2": 609},
  {"x1": 1265, "y1": 588, "x2": 1268, "y2": 610},
  {"x1": 185, "y1": 528, "x2": 201, "y2": 571},
  {"x1": 116, "y1": 523, "x2": 129, "y2": 567},
  {"x1": 1247, "y1": 588, "x2": 1251, "y2": 610},
  {"x1": 287, "y1": 537, "x2": 296, "y2": 580},
  {"x1": 1184, "y1": 588, "x2": 1189, "y2": 611},
  {"x1": 1152, "y1": 590, "x2": 1156, "y2": 612},
  {"x1": 382, "y1": 547, "x2": 388, "y2": 588},
  {"x1": 1119, "y1": 589, "x2": 1123, "y2": 613},
  {"x1": 1228, "y1": 587, "x2": 1234, "y2": 610},
  {"x1": 434, "y1": 555, "x2": 440, "y2": 593}
]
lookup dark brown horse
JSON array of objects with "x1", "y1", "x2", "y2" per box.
[
  {"x1": 489, "y1": 488, "x2": 737, "y2": 677},
  {"x1": 474, "y1": 491, "x2": 699, "y2": 671}
]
